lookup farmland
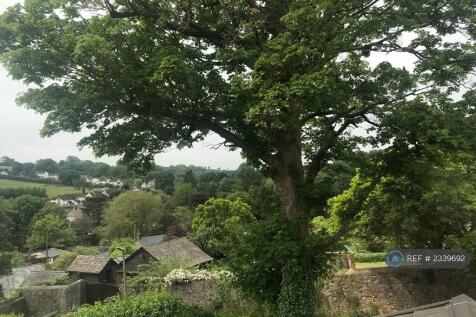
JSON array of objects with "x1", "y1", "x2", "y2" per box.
[{"x1": 0, "y1": 178, "x2": 81, "y2": 198}]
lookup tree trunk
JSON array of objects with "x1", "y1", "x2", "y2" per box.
[
  {"x1": 271, "y1": 130, "x2": 317, "y2": 317},
  {"x1": 271, "y1": 130, "x2": 306, "y2": 220}
]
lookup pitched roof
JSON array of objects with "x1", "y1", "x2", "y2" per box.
[
  {"x1": 142, "y1": 237, "x2": 213, "y2": 267},
  {"x1": 67, "y1": 255, "x2": 112, "y2": 274},
  {"x1": 31, "y1": 248, "x2": 66, "y2": 259},
  {"x1": 138, "y1": 234, "x2": 165, "y2": 247},
  {"x1": 381, "y1": 294, "x2": 476, "y2": 317},
  {"x1": 67, "y1": 207, "x2": 84, "y2": 221}
]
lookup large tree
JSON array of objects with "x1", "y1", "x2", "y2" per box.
[{"x1": 1, "y1": 1, "x2": 476, "y2": 315}]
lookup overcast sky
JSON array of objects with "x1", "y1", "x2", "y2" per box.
[{"x1": 0, "y1": 1, "x2": 245, "y2": 169}]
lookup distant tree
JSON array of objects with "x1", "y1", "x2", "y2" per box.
[
  {"x1": 31, "y1": 202, "x2": 68, "y2": 224},
  {"x1": 109, "y1": 237, "x2": 137, "y2": 258},
  {"x1": 182, "y1": 170, "x2": 198, "y2": 188},
  {"x1": 172, "y1": 183, "x2": 197, "y2": 207},
  {"x1": 83, "y1": 195, "x2": 109, "y2": 225},
  {"x1": 189, "y1": 192, "x2": 208, "y2": 209},
  {"x1": 35, "y1": 158, "x2": 59, "y2": 174},
  {"x1": 99, "y1": 191, "x2": 169, "y2": 241},
  {"x1": 21, "y1": 163, "x2": 36, "y2": 177},
  {"x1": 7, "y1": 195, "x2": 47, "y2": 250},
  {"x1": 191, "y1": 198, "x2": 256, "y2": 258},
  {"x1": 0, "y1": 156, "x2": 15, "y2": 166},
  {"x1": 0, "y1": 188, "x2": 47, "y2": 199},
  {"x1": 58, "y1": 169, "x2": 81, "y2": 185},
  {"x1": 73, "y1": 214, "x2": 97, "y2": 246},
  {"x1": 26, "y1": 213, "x2": 76, "y2": 251},
  {"x1": 73, "y1": 176, "x2": 91, "y2": 194},
  {"x1": 165, "y1": 224, "x2": 187, "y2": 240},
  {"x1": 147, "y1": 169, "x2": 175, "y2": 195},
  {"x1": 236, "y1": 164, "x2": 263, "y2": 188},
  {"x1": 171, "y1": 206, "x2": 194, "y2": 231}
]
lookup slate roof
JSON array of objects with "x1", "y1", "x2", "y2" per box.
[
  {"x1": 67, "y1": 206, "x2": 84, "y2": 221},
  {"x1": 381, "y1": 294, "x2": 476, "y2": 317},
  {"x1": 143, "y1": 237, "x2": 213, "y2": 267},
  {"x1": 138, "y1": 234, "x2": 165, "y2": 247},
  {"x1": 67, "y1": 255, "x2": 112, "y2": 274},
  {"x1": 31, "y1": 248, "x2": 66, "y2": 259}
]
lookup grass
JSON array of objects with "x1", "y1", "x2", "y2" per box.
[
  {"x1": 355, "y1": 262, "x2": 388, "y2": 269},
  {"x1": 0, "y1": 178, "x2": 82, "y2": 198}
]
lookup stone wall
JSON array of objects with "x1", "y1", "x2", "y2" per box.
[
  {"x1": 21, "y1": 279, "x2": 87, "y2": 317},
  {"x1": 322, "y1": 268, "x2": 476, "y2": 315},
  {"x1": 168, "y1": 279, "x2": 218, "y2": 307},
  {"x1": 0, "y1": 297, "x2": 29, "y2": 316},
  {"x1": 0, "y1": 264, "x2": 67, "y2": 297}
]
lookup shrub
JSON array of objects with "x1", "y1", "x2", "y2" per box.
[
  {"x1": 68, "y1": 291, "x2": 212, "y2": 317},
  {"x1": 353, "y1": 252, "x2": 386, "y2": 263}
]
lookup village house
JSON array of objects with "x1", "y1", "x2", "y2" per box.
[
  {"x1": 0, "y1": 165, "x2": 13, "y2": 174},
  {"x1": 28, "y1": 248, "x2": 66, "y2": 264},
  {"x1": 67, "y1": 206, "x2": 85, "y2": 223},
  {"x1": 140, "y1": 180, "x2": 156, "y2": 190},
  {"x1": 67, "y1": 255, "x2": 117, "y2": 284},
  {"x1": 50, "y1": 194, "x2": 84, "y2": 208},
  {"x1": 117, "y1": 237, "x2": 213, "y2": 278},
  {"x1": 36, "y1": 171, "x2": 59, "y2": 180}
]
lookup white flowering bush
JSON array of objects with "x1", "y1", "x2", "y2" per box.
[{"x1": 164, "y1": 269, "x2": 233, "y2": 285}]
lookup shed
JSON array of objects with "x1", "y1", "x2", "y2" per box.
[
  {"x1": 67, "y1": 255, "x2": 116, "y2": 284},
  {"x1": 119, "y1": 237, "x2": 213, "y2": 275},
  {"x1": 381, "y1": 294, "x2": 476, "y2": 317},
  {"x1": 29, "y1": 248, "x2": 66, "y2": 264}
]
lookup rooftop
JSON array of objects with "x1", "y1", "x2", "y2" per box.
[
  {"x1": 67, "y1": 255, "x2": 112, "y2": 274},
  {"x1": 30, "y1": 248, "x2": 66, "y2": 259},
  {"x1": 381, "y1": 294, "x2": 476, "y2": 317},
  {"x1": 138, "y1": 234, "x2": 165, "y2": 247},
  {"x1": 143, "y1": 237, "x2": 213, "y2": 267}
]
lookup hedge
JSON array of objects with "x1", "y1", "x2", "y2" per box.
[
  {"x1": 353, "y1": 252, "x2": 386, "y2": 263},
  {"x1": 68, "y1": 291, "x2": 212, "y2": 317},
  {"x1": 0, "y1": 174, "x2": 60, "y2": 185}
]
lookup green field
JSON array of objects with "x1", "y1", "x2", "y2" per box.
[
  {"x1": 0, "y1": 178, "x2": 82, "y2": 198},
  {"x1": 355, "y1": 262, "x2": 388, "y2": 269}
]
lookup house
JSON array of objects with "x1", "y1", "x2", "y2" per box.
[
  {"x1": 137, "y1": 234, "x2": 165, "y2": 247},
  {"x1": 141, "y1": 180, "x2": 155, "y2": 190},
  {"x1": 36, "y1": 171, "x2": 59, "y2": 180},
  {"x1": 29, "y1": 248, "x2": 66, "y2": 264},
  {"x1": 0, "y1": 171, "x2": 8, "y2": 176},
  {"x1": 67, "y1": 255, "x2": 117, "y2": 284},
  {"x1": 51, "y1": 194, "x2": 83, "y2": 208},
  {"x1": 118, "y1": 237, "x2": 213, "y2": 275},
  {"x1": 381, "y1": 294, "x2": 476, "y2": 317},
  {"x1": 67, "y1": 206, "x2": 84, "y2": 222},
  {"x1": 0, "y1": 165, "x2": 13, "y2": 173}
]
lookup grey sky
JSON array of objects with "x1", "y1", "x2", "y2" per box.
[{"x1": 0, "y1": 0, "x2": 244, "y2": 169}]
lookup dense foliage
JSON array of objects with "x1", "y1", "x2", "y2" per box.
[
  {"x1": 68, "y1": 291, "x2": 212, "y2": 317},
  {"x1": 192, "y1": 198, "x2": 256, "y2": 258}
]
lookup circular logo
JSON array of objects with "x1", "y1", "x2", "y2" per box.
[{"x1": 386, "y1": 249, "x2": 405, "y2": 268}]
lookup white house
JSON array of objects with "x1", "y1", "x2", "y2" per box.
[
  {"x1": 36, "y1": 171, "x2": 59, "y2": 180},
  {"x1": 141, "y1": 180, "x2": 155, "y2": 190}
]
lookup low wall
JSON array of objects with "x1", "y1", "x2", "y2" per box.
[
  {"x1": 322, "y1": 268, "x2": 476, "y2": 315},
  {"x1": 0, "y1": 265, "x2": 67, "y2": 297},
  {"x1": 0, "y1": 297, "x2": 29, "y2": 316},
  {"x1": 22, "y1": 279, "x2": 87, "y2": 317},
  {"x1": 168, "y1": 279, "x2": 218, "y2": 307}
]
